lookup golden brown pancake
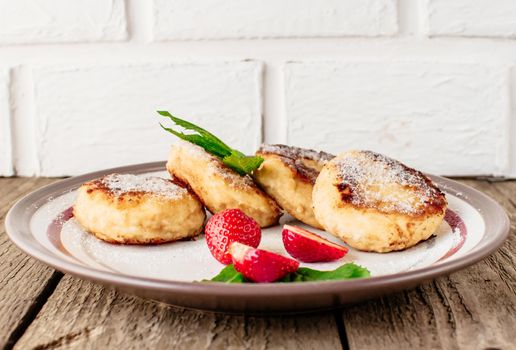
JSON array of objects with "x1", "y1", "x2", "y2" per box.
[
  {"x1": 254, "y1": 144, "x2": 334, "y2": 229},
  {"x1": 167, "y1": 140, "x2": 282, "y2": 228},
  {"x1": 313, "y1": 150, "x2": 447, "y2": 252},
  {"x1": 74, "y1": 173, "x2": 206, "y2": 244}
]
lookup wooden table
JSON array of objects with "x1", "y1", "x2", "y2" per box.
[{"x1": 0, "y1": 178, "x2": 515, "y2": 350}]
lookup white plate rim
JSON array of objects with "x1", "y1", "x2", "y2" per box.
[{"x1": 5, "y1": 161, "x2": 510, "y2": 299}]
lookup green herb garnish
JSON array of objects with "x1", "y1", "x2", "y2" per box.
[
  {"x1": 158, "y1": 111, "x2": 264, "y2": 175},
  {"x1": 207, "y1": 264, "x2": 248, "y2": 283},
  {"x1": 205, "y1": 263, "x2": 370, "y2": 284},
  {"x1": 279, "y1": 263, "x2": 370, "y2": 282}
]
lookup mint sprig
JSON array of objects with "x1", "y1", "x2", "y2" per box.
[
  {"x1": 158, "y1": 111, "x2": 264, "y2": 175},
  {"x1": 206, "y1": 263, "x2": 371, "y2": 283},
  {"x1": 280, "y1": 263, "x2": 371, "y2": 282},
  {"x1": 208, "y1": 265, "x2": 247, "y2": 283}
]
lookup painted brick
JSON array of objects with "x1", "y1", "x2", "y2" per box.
[
  {"x1": 427, "y1": 0, "x2": 516, "y2": 38},
  {"x1": 511, "y1": 66, "x2": 516, "y2": 178},
  {"x1": 0, "y1": 0, "x2": 127, "y2": 44},
  {"x1": 153, "y1": 0, "x2": 397, "y2": 40},
  {"x1": 285, "y1": 62, "x2": 508, "y2": 176},
  {"x1": 0, "y1": 69, "x2": 12, "y2": 176},
  {"x1": 32, "y1": 61, "x2": 262, "y2": 176}
]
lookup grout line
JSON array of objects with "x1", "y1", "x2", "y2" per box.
[
  {"x1": 333, "y1": 309, "x2": 350, "y2": 350},
  {"x1": 509, "y1": 66, "x2": 516, "y2": 177},
  {"x1": 418, "y1": 0, "x2": 430, "y2": 36},
  {"x1": 125, "y1": 0, "x2": 153, "y2": 43},
  {"x1": 491, "y1": 65, "x2": 513, "y2": 177},
  {"x1": 9, "y1": 66, "x2": 39, "y2": 176},
  {"x1": 3, "y1": 38, "x2": 516, "y2": 64},
  {"x1": 2, "y1": 69, "x2": 14, "y2": 176},
  {"x1": 397, "y1": 0, "x2": 422, "y2": 37},
  {"x1": 280, "y1": 62, "x2": 288, "y2": 145},
  {"x1": 259, "y1": 62, "x2": 265, "y2": 145},
  {"x1": 7, "y1": 68, "x2": 18, "y2": 177},
  {"x1": 262, "y1": 61, "x2": 287, "y2": 144},
  {"x1": 4, "y1": 271, "x2": 64, "y2": 350}
]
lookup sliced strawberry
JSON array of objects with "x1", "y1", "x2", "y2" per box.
[
  {"x1": 282, "y1": 224, "x2": 348, "y2": 262},
  {"x1": 229, "y1": 242, "x2": 300, "y2": 283},
  {"x1": 205, "y1": 209, "x2": 261, "y2": 264}
]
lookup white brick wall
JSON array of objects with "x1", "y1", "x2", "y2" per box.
[
  {"x1": 1, "y1": 1, "x2": 516, "y2": 177},
  {"x1": 285, "y1": 62, "x2": 508, "y2": 176},
  {"x1": 0, "y1": 0, "x2": 127, "y2": 44},
  {"x1": 32, "y1": 62, "x2": 262, "y2": 176},
  {"x1": 427, "y1": 0, "x2": 516, "y2": 38},
  {"x1": 154, "y1": 0, "x2": 397, "y2": 39},
  {"x1": 0, "y1": 69, "x2": 12, "y2": 176}
]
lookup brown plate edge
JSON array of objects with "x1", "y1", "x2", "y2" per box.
[{"x1": 4, "y1": 161, "x2": 511, "y2": 313}]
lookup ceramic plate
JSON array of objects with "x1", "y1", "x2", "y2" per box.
[{"x1": 5, "y1": 162, "x2": 510, "y2": 313}]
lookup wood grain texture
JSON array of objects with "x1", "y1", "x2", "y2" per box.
[
  {"x1": 0, "y1": 178, "x2": 61, "y2": 348},
  {"x1": 14, "y1": 276, "x2": 342, "y2": 350},
  {"x1": 3, "y1": 178, "x2": 516, "y2": 350},
  {"x1": 341, "y1": 180, "x2": 516, "y2": 350}
]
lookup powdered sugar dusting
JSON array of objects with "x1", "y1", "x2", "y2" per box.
[
  {"x1": 334, "y1": 150, "x2": 446, "y2": 215},
  {"x1": 101, "y1": 174, "x2": 187, "y2": 199},
  {"x1": 259, "y1": 144, "x2": 334, "y2": 163},
  {"x1": 259, "y1": 144, "x2": 334, "y2": 183},
  {"x1": 175, "y1": 140, "x2": 256, "y2": 189},
  {"x1": 211, "y1": 161, "x2": 256, "y2": 188},
  {"x1": 175, "y1": 140, "x2": 213, "y2": 161}
]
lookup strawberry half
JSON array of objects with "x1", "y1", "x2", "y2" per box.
[
  {"x1": 282, "y1": 225, "x2": 348, "y2": 262},
  {"x1": 205, "y1": 209, "x2": 261, "y2": 264},
  {"x1": 229, "y1": 242, "x2": 300, "y2": 283}
]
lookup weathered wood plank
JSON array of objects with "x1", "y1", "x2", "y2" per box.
[
  {"x1": 7, "y1": 178, "x2": 516, "y2": 349},
  {"x1": 341, "y1": 180, "x2": 516, "y2": 350},
  {"x1": 0, "y1": 178, "x2": 62, "y2": 349},
  {"x1": 464, "y1": 180, "x2": 516, "y2": 298},
  {"x1": 14, "y1": 275, "x2": 342, "y2": 349}
]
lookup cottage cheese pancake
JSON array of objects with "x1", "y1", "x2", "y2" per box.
[
  {"x1": 313, "y1": 150, "x2": 447, "y2": 252},
  {"x1": 254, "y1": 144, "x2": 334, "y2": 229},
  {"x1": 167, "y1": 141, "x2": 282, "y2": 228},
  {"x1": 73, "y1": 173, "x2": 206, "y2": 244}
]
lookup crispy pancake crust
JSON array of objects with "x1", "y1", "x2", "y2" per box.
[
  {"x1": 167, "y1": 141, "x2": 282, "y2": 228},
  {"x1": 73, "y1": 174, "x2": 206, "y2": 244},
  {"x1": 313, "y1": 150, "x2": 447, "y2": 252},
  {"x1": 254, "y1": 144, "x2": 334, "y2": 229}
]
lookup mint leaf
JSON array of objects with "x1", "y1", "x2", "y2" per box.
[
  {"x1": 158, "y1": 111, "x2": 231, "y2": 158},
  {"x1": 159, "y1": 111, "x2": 264, "y2": 175},
  {"x1": 208, "y1": 264, "x2": 246, "y2": 283},
  {"x1": 222, "y1": 150, "x2": 264, "y2": 176},
  {"x1": 280, "y1": 263, "x2": 370, "y2": 282},
  {"x1": 207, "y1": 263, "x2": 370, "y2": 284}
]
